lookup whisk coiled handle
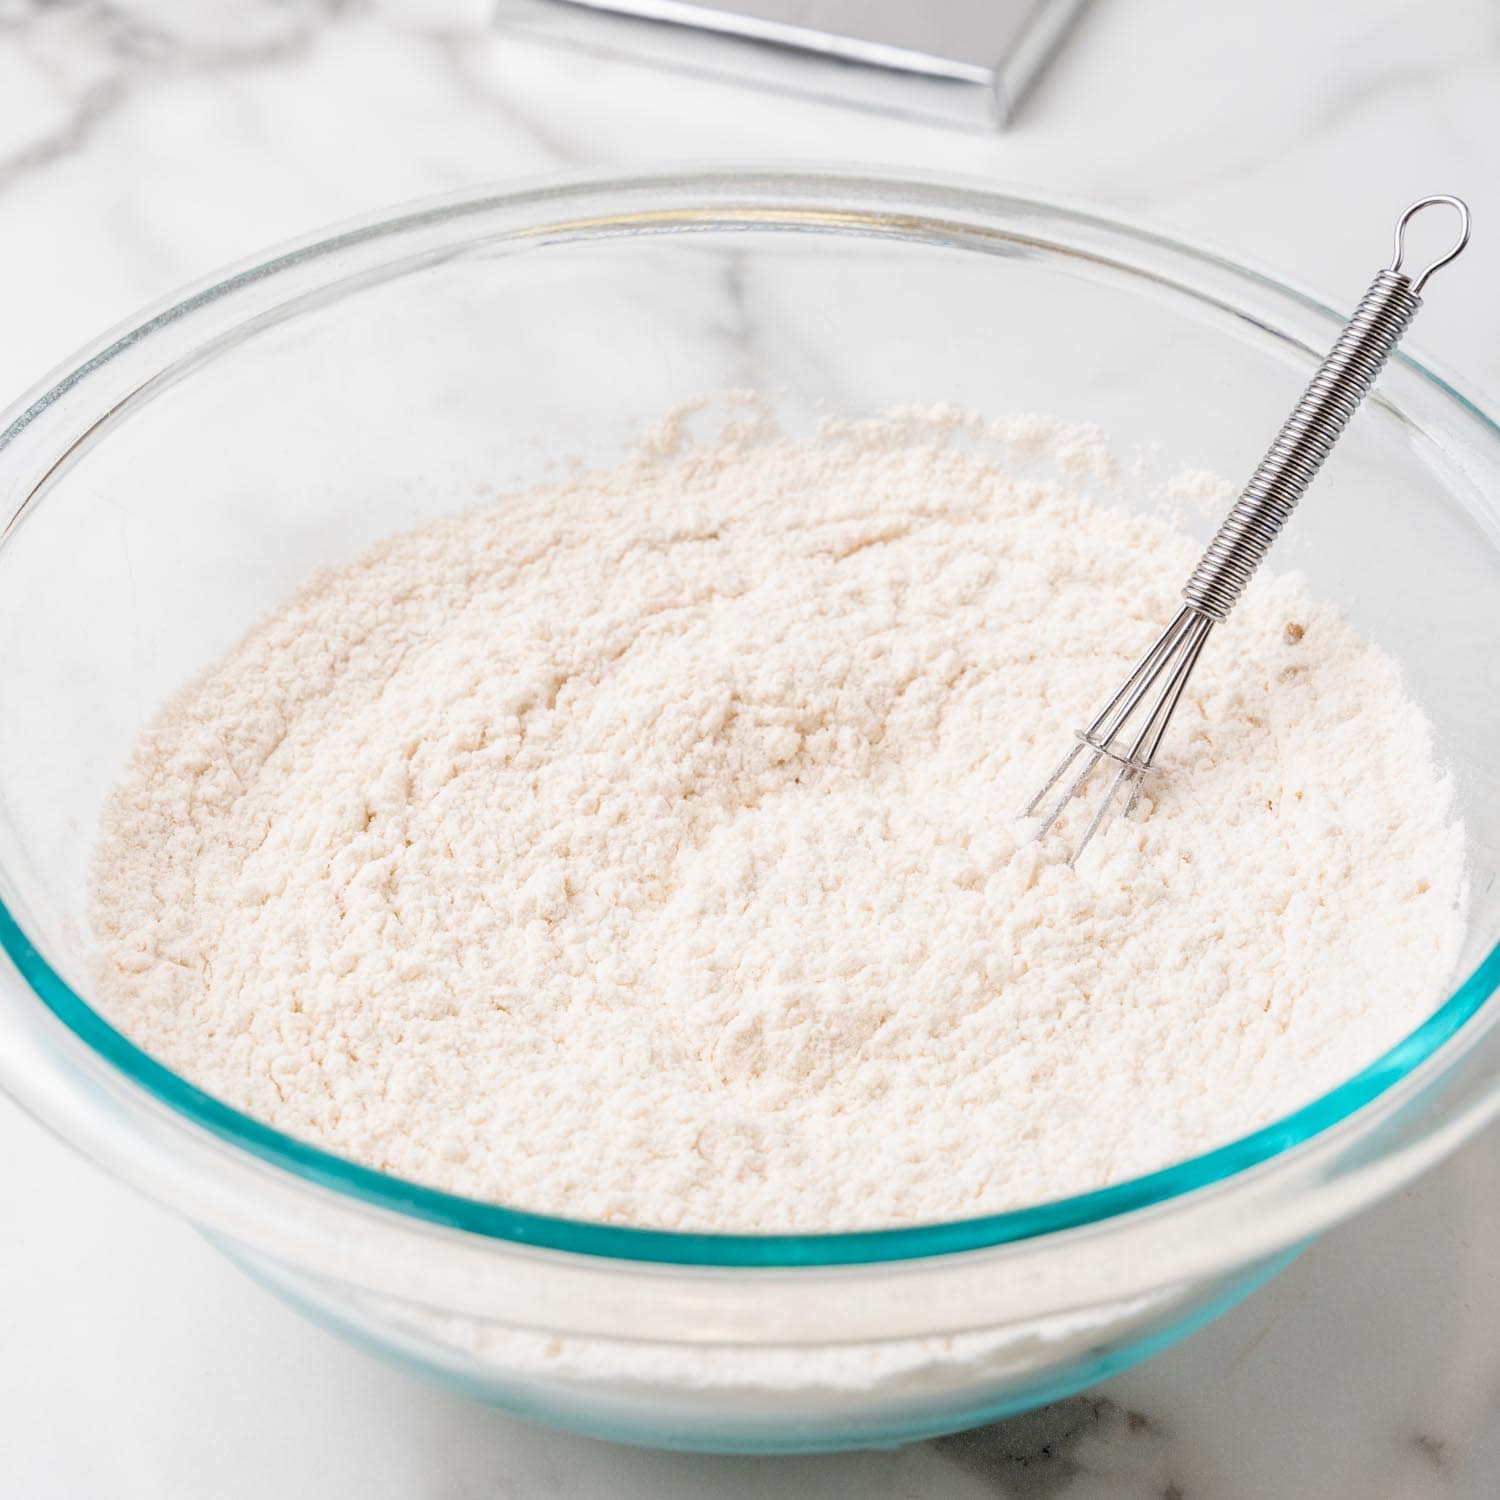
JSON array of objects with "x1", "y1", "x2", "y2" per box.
[{"x1": 1182, "y1": 196, "x2": 1470, "y2": 622}]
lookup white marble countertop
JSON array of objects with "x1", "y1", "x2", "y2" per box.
[{"x1": 2, "y1": 1, "x2": 1499, "y2": 1495}]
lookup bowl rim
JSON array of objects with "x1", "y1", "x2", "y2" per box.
[{"x1": 2, "y1": 166, "x2": 1497, "y2": 1269}]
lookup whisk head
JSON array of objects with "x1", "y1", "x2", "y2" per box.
[{"x1": 1022, "y1": 606, "x2": 1216, "y2": 865}]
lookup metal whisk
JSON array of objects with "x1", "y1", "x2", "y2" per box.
[{"x1": 1024, "y1": 194, "x2": 1472, "y2": 864}]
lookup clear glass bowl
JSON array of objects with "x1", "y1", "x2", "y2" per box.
[{"x1": 1, "y1": 170, "x2": 1498, "y2": 1454}]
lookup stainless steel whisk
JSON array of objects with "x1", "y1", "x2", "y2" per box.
[{"x1": 1024, "y1": 195, "x2": 1472, "y2": 864}]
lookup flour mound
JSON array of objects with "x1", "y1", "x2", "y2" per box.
[{"x1": 90, "y1": 408, "x2": 1466, "y2": 1231}]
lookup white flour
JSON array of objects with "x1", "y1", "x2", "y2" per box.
[{"x1": 90, "y1": 405, "x2": 1465, "y2": 1232}]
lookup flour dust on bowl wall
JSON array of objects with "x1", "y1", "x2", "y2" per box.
[{"x1": 0, "y1": 174, "x2": 1498, "y2": 1453}]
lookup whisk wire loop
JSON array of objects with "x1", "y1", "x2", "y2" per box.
[{"x1": 1389, "y1": 193, "x2": 1472, "y2": 293}]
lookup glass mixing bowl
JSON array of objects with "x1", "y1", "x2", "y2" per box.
[{"x1": 1, "y1": 170, "x2": 1498, "y2": 1454}]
